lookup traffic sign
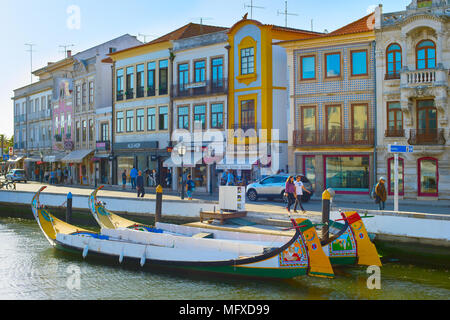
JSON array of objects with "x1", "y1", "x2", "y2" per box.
[
  {"x1": 8, "y1": 147, "x2": 13, "y2": 156},
  {"x1": 2, "y1": 155, "x2": 9, "y2": 161},
  {"x1": 388, "y1": 145, "x2": 413, "y2": 153}
]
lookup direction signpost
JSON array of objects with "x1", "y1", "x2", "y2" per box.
[{"x1": 388, "y1": 144, "x2": 414, "y2": 212}]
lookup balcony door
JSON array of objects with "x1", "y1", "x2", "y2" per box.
[
  {"x1": 417, "y1": 99, "x2": 437, "y2": 143},
  {"x1": 351, "y1": 104, "x2": 368, "y2": 142}
]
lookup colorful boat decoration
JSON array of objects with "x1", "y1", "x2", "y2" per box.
[
  {"x1": 33, "y1": 186, "x2": 335, "y2": 279},
  {"x1": 90, "y1": 186, "x2": 381, "y2": 268}
]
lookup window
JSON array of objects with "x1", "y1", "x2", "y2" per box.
[
  {"x1": 178, "y1": 106, "x2": 189, "y2": 130},
  {"x1": 325, "y1": 105, "x2": 342, "y2": 143},
  {"x1": 159, "y1": 60, "x2": 168, "y2": 95},
  {"x1": 61, "y1": 114, "x2": 65, "y2": 137},
  {"x1": 325, "y1": 53, "x2": 341, "y2": 78},
  {"x1": 351, "y1": 104, "x2": 368, "y2": 142},
  {"x1": 116, "y1": 69, "x2": 124, "y2": 100},
  {"x1": 35, "y1": 98, "x2": 40, "y2": 112},
  {"x1": 416, "y1": 40, "x2": 436, "y2": 70},
  {"x1": 325, "y1": 156, "x2": 370, "y2": 192},
  {"x1": 147, "y1": 108, "x2": 156, "y2": 131},
  {"x1": 136, "y1": 64, "x2": 144, "y2": 98},
  {"x1": 351, "y1": 50, "x2": 368, "y2": 76},
  {"x1": 47, "y1": 95, "x2": 52, "y2": 109},
  {"x1": 101, "y1": 123, "x2": 109, "y2": 141},
  {"x1": 386, "y1": 44, "x2": 402, "y2": 78},
  {"x1": 300, "y1": 56, "x2": 315, "y2": 80},
  {"x1": 417, "y1": 99, "x2": 437, "y2": 143},
  {"x1": 301, "y1": 106, "x2": 316, "y2": 143},
  {"x1": 303, "y1": 156, "x2": 316, "y2": 191},
  {"x1": 387, "y1": 102, "x2": 403, "y2": 136},
  {"x1": 41, "y1": 96, "x2": 46, "y2": 110},
  {"x1": 417, "y1": 0, "x2": 432, "y2": 8},
  {"x1": 126, "y1": 67, "x2": 134, "y2": 99},
  {"x1": 67, "y1": 114, "x2": 71, "y2": 137},
  {"x1": 89, "y1": 119, "x2": 94, "y2": 142},
  {"x1": 30, "y1": 100, "x2": 34, "y2": 113},
  {"x1": 241, "y1": 47, "x2": 254, "y2": 75},
  {"x1": 159, "y1": 106, "x2": 168, "y2": 130},
  {"x1": 116, "y1": 111, "x2": 124, "y2": 133},
  {"x1": 76, "y1": 121, "x2": 80, "y2": 142},
  {"x1": 387, "y1": 157, "x2": 404, "y2": 196},
  {"x1": 418, "y1": 157, "x2": 438, "y2": 196},
  {"x1": 136, "y1": 108, "x2": 144, "y2": 131},
  {"x1": 147, "y1": 62, "x2": 156, "y2": 96},
  {"x1": 240, "y1": 100, "x2": 255, "y2": 130},
  {"x1": 194, "y1": 105, "x2": 206, "y2": 129},
  {"x1": 194, "y1": 60, "x2": 206, "y2": 83},
  {"x1": 55, "y1": 115, "x2": 58, "y2": 133},
  {"x1": 211, "y1": 58, "x2": 223, "y2": 88},
  {"x1": 211, "y1": 103, "x2": 223, "y2": 129},
  {"x1": 82, "y1": 82, "x2": 87, "y2": 105},
  {"x1": 89, "y1": 81, "x2": 94, "y2": 104},
  {"x1": 126, "y1": 110, "x2": 134, "y2": 132},
  {"x1": 82, "y1": 120, "x2": 87, "y2": 142},
  {"x1": 178, "y1": 63, "x2": 189, "y2": 92}
]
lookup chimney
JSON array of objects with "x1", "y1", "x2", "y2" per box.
[{"x1": 67, "y1": 50, "x2": 72, "y2": 57}]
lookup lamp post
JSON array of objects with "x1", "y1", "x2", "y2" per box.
[{"x1": 177, "y1": 144, "x2": 187, "y2": 200}]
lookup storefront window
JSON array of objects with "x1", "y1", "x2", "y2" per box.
[
  {"x1": 304, "y1": 156, "x2": 316, "y2": 191},
  {"x1": 117, "y1": 156, "x2": 134, "y2": 186},
  {"x1": 418, "y1": 157, "x2": 438, "y2": 196},
  {"x1": 388, "y1": 157, "x2": 404, "y2": 195},
  {"x1": 325, "y1": 156, "x2": 370, "y2": 192},
  {"x1": 193, "y1": 164, "x2": 207, "y2": 188}
]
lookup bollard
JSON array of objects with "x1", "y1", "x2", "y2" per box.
[
  {"x1": 66, "y1": 192, "x2": 73, "y2": 224},
  {"x1": 155, "y1": 185, "x2": 163, "y2": 225},
  {"x1": 321, "y1": 188, "x2": 334, "y2": 243}
]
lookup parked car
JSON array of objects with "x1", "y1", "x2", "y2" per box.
[
  {"x1": 6, "y1": 169, "x2": 27, "y2": 183},
  {"x1": 246, "y1": 174, "x2": 314, "y2": 202}
]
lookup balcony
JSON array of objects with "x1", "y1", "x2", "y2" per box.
[
  {"x1": 147, "y1": 86, "x2": 156, "y2": 97},
  {"x1": 136, "y1": 87, "x2": 145, "y2": 98},
  {"x1": 293, "y1": 128, "x2": 375, "y2": 147},
  {"x1": 407, "y1": 129, "x2": 446, "y2": 145},
  {"x1": 401, "y1": 68, "x2": 448, "y2": 88},
  {"x1": 125, "y1": 89, "x2": 134, "y2": 100},
  {"x1": 385, "y1": 128, "x2": 405, "y2": 138},
  {"x1": 116, "y1": 91, "x2": 124, "y2": 101},
  {"x1": 172, "y1": 79, "x2": 228, "y2": 99},
  {"x1": 232, "y1": 123, "x2": 261, "y2": 133}
]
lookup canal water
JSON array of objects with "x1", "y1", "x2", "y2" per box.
[{"x1": 1, "y1": 217, "x2": 449, "y2": 300}]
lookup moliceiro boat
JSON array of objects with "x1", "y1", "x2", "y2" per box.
[
  {"x1": 89, "y1": 186, "x2": 381, "y2": 269},
  {"x1": 32, "y1": 186, "x2": 334, "y2": 279}
]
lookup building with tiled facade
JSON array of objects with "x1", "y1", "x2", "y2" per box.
[
  {"x1": 375, "y1": 0, "x2": 450, "y2": 200},
  {"x1": 279, "y1": 13, "x2": 377, "y2": 195}
]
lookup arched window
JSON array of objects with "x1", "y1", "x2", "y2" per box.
[
  {"x1": 416, "y1": 40, "x2": 436, "y2": 70},
  {"x1": 417, "y1": 157, "x2": 438, "y2": 197},
  {"x1": 386, "y1": 43, "x2": 402, "y2": 78}
]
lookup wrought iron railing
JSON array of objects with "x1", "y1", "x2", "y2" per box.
[
  {"x1": 408, "y1": 129, "x2": 446, "y2": 145},
  {"x1": 293, "y1": 128, "x2": 375, "y2": 147}
]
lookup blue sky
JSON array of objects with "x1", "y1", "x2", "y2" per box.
[{"x1": 1, "y1": 0, "x2": 411, "y2": 137}]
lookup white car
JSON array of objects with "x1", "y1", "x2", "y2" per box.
[{"x1": 246, "y1": 174, "x2": 314, "y2": 202}]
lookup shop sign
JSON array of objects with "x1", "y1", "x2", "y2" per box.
[
  {"x1": 64, "y1": 140, "x2": 74, "y2": 151},
  {"x1": 114, "y1": 141, "x2": 159, "y2": 150}
]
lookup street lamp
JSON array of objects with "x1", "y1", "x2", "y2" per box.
[{"x1": 177, "y1": 144, "x2": 187, "y2": 200}]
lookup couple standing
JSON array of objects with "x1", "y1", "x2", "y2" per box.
[{"x1": 285, "y1": 176, "x2": 311, "y2": 213}]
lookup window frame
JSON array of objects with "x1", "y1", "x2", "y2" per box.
[
  {"x1": 240, "y1": 99, "x2": 256, "y2": 131},
  {"x1": 386, "y1": 101, "x2": 403, "y2": 136},
  {"x1": 324, "y1": 52, "x2": 342, "y2": 80},
  {"x1": 386, "y1": 43, "x2": 402, "y2": 79},
  {"x1": 158, "y1": 106, "x2": 168, "y2": 131},
  {"x1": 126, "y1": 110, "x2": 134, "y2": 132},
  {"x1": 193, "y1": 104, "x2": 207, "y2": 130},
  {"x1": 147, "y1": 107, "x2": 156, "y2": 131},
  {"x1": 325, "y1": 104, "x2": 343, "y2": 144},
  {"x1": 417, "y1": 157, "x2": 439, "y2": 197},
  {"x1": 136, "y1": 108, "x2": 145, "y2": 132},
  {"x1": 350, "y1": 49, "x2": 369, "y2": 77},
  {"x1": 416, "y1": 40, "x2": 436, "y2": 70},
  {"x1": 240, "y1": 47, "x2": 255, "y2": 76},
  {"x1": 159, "y1": 60, "x2": 169, "y2": 96},
  {"x1": 299, "y1": 55, "x2": 316, "y2": 81},
  {"x1": 351, "y1": 103, "x2": 369, "y2": 143},
  {"x1": 116, "y1": 111, "x2": 124, "y2": 133},
  {"x1": 300, "y1": 105, "x2": 317, "y2": 144},
  {"x1": 210, "y1": 102, "x2": 224, "y2": 129},
  {"x1": 147, "y1": 62, "x2": 156, "y2": 97},
  {"x1": 177, "y1": 105, "x2": 190, "y2": 130}
]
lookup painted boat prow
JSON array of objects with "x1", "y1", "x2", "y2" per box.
[
  {"x1": 89, "y1": 186, "x2": 139, "y2": 229},
  {"x1": 31, "y1": 186, "x2": 90, "y2": 246}
]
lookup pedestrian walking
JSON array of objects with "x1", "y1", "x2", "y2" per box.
[
  {"x1": 130, "y1": 167, "x2": 138, "y2": 190},
  {"x1": 284, "y1": 176, "x2": 296, "y2": 213},
  {"x1": 122, "y1": 170, "x2": 127, "y2": 190},
  {"x1": 293, "y1": 175, "x2": 311, "y2": 213},
  {"x1": 136, "y1": 171, "x2": 145, "y2": 198},
  {"x1": 375, "y1": 177, "x2": 387, "y2": 210},
  {"x1": 50, "y1": 170, "x2": 56, "y2": 185},
  {"x1": 186, "y1": 174, "x2": 195, "y2": 200},
  {"x1": 226, "y1": 170, "x2": 235, "y2": 186},
  {"x1": 57, "y1": 168, "x2": 62, "y2": 184}
]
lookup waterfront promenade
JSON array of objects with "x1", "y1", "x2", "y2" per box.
[{"x1": 6, "y1": 181, "x2": 450, "y2": 216}]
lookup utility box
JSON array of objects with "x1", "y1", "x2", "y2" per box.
[{"x1": 219, "y1": 186, "x2": 246, "y2": 212}]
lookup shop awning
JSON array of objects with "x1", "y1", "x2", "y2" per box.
[
  {"x1": 163, "y1": 154, "x2": 203, "y2": 168},
  {"x1": 216, "y1": 156, "x2": 259, "y2": 170},
  {"x1": 61, "y1": 149, "x2": 94, "y2": 164},
  {"x1": 24, "y1": 156, "x2": 42, "y2": 162},
  {"x1": 7, "y1": 156, "x2": 23, "y2": 163},
  {"x1": 43, "y1": 154, "x2": 64, "y2": 163}
]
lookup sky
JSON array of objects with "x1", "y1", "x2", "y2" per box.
[{"x1": 0, "y1": 0, "x2": 411, "y2": 137}]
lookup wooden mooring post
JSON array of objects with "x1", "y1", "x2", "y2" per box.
[
  {"x1": 66, "y1": 192, "x2": 73, "y2": 224},
  {"x1": 155, "y1": 185, "x2": 163, "y2": 224}
]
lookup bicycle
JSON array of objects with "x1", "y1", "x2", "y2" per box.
[{"x1": 0, "y1": 180, "x2": 15, "y2": 190}]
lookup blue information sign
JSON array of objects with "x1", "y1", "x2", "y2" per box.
[
  {"x1": 388, "y1": 145, "x2": 413, "y2": 153},
  {"x1": 2, "y1": 155, "x2": 9, "y2": 161}
]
